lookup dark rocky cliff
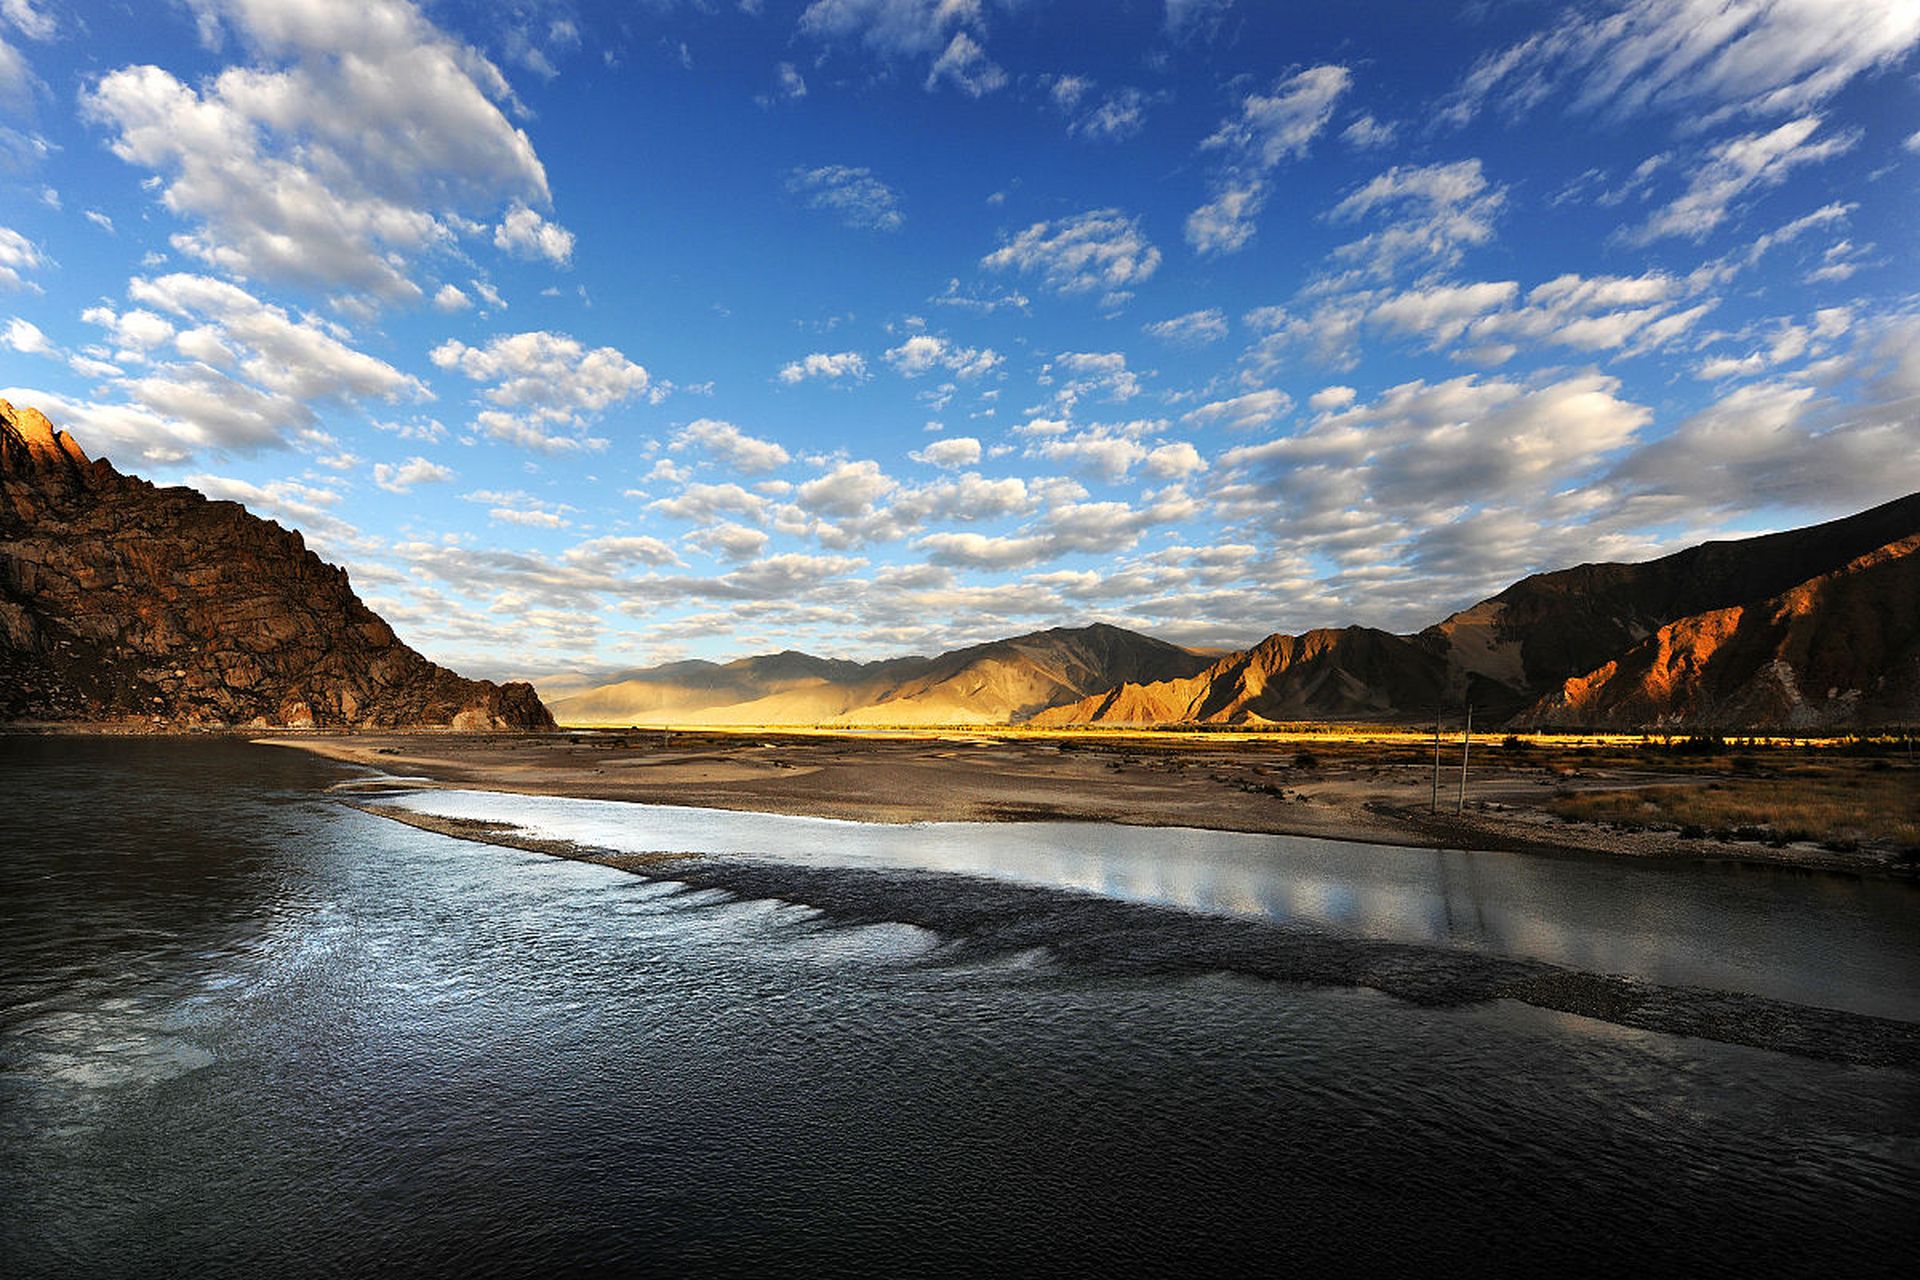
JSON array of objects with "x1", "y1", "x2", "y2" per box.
[{"x1": 0, "y1": 399, "x2": 553, "y2": 731}]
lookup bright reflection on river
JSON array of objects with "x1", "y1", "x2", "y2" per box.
[{"x1": 392, "y1": 789, "x2": 1920, "y2": 1021}]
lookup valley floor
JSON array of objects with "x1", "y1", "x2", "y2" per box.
[{"x1": 257, "y1": 727, "x2": 1919, "y2": 879}]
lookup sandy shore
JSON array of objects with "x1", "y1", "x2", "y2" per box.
[{"x1": 258, "y1": 728, "x2": 1914, "y2": 877}]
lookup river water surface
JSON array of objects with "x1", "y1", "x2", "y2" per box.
[{"x1": 3, "y1": 738, "x2": 1917, "y2": 1277}]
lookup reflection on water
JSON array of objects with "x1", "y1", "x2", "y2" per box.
[
  {"x1": 391, "y1": 789, "x2": 1920, "y2": 1021},
  {"x1": 3, "y1": 740, "x2": 1918, "y2": 1278}
]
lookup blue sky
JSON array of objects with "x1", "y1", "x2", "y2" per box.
[{"x1": 2, "y1": 0, "x2": 1917, "y2": 680}]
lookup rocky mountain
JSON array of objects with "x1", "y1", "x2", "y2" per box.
[
  {"x1": 549, "y1": 623, "x2": 1214, "y2": 726},
  {"x1": 0, "y1": 400, "x2": 553, "y2": 731},
  {"x1": 1036, "y1": 494, "x2": 1920, "y2": 730},
  {"x1": 1522, "y1": 534, "x2": 1920, "y2": 731},
  {"x1": 1420, "y1": 492, "x2": 1920, "y2": 717},
  {"x1": 1029, "y1": 628, "x2": 1443, "y2": 727}
]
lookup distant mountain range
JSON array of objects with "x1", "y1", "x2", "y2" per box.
[
  {"x1": 1033, "y1": 493, "x2": 1920, "y2": 731},
  {"x1": 560, "y1": 492, "x2": 1920, "y2": 732},
  {"x1": 4, "y1": 399, "x2": 1913, "y2": 732},
  {"x1": 0, "y1": 401, "x2": 552, "y2": 730},
  {"x1": 549, "y1": 624, "x2": 1215, "y2": 726}
]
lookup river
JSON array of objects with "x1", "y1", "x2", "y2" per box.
[{"x1": 3, "y1": 737, "x2": 1916, "y2": 1276}]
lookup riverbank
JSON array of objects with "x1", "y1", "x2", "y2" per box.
[{"x1": 256, "y1": 727, "x2": 1918, "y2": 878}]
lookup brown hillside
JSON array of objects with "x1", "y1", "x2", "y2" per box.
[
  {"x1": 550, "y1": 623, "x2": 1213, "y2": 726},
  {"x1": 0, "y1": 400, "x2": 553, "y2": 730},
  {"x1": 1031, "y1": 627, "x2": 1443, "y2": 726},
  {"x1": 1522, "y1": 535, "x2": 1920, "y2": 731}
]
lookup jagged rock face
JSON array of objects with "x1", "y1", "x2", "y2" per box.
[
  {"x1": 1422, "y1": 492, "x2": 1920, "y2": 708},
  {"x1": 0, "y1": 400, "x2": 554, "y2": 731},
  {"x1": 550, "y1": 623, "x2": 1215, "y2": 726},
  {"x1": 1522, "y1": 536, "x2": 1920, "y2": 731},
  {"x1": 1031, "y1": 627, "x2": 1443, "y2": 727}
]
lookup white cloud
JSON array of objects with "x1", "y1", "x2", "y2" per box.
[
  {"x1": 2, "y1": 1, "x2": 55, "y2": 42},
  {"x1": 1143, "y1": 308, "x2": 1227, "y2": 345},
  {"x1": 672, "y1": 418, "x2": 791, "y2": 474},
  {"x1": 1369, "y1": 280, "x2": 1521, "y2": 345},
  {"x1": 769, "y1": 61, "x2": 807, "y2": 102},
  {"x1": 373, "y1": 455, "x2": 454, "y2": 492},
  {"x1": 0, "y1": 31, "x2": 35, "y2": 107},
  {"x1": 1050, "y1": 75, "x2": 1093, "y2": 110},
  {"x1": 1070, "y1": 88, "x2": 1149, "y2": 141},
  {"x1": 1041, "y1": 351, "x2": 1141, "y2": 411},
  {"x1": 779, "y1": 350, "x2": 869, "y2": 383},
  {"x1": 689, "y1": 522, "x2": 770, "y2": 561},
  {"x1": 918, "y1": 491, "x2": 1198, "y2": 570},
  {"x1": 982, "y1": 209, "x2": 1161, "y2": 296},
  {"x1": 374, "y1": 416, "x2": 446, "y2": 443},
  {"x1": 564, "y1": 535, "x2": 680, "y2": 569},
  {"x1": 1443, "y1": 0, "x2": 1920, "y2": 125},
  {"x1": 800, "y1": 0, "x2": 1003, "y2": 95},
  {"x1": 1613, "y1": 317, "x2": 1920, "y2": 512},
  {"x1": 885, "y1": 334, "x2": 1001, "y2": 378},
  {"x1": 1308, "y1": 386, "x2": 1356, "y2": 412},
  {"x1": 1632, "y1": 115, "x2": 1859, "y2": 243},
  {"x1": 1342, "y1": 114, "x2": 1396, "y2": 148},
  {"x1": 1185, "y1": 181, "x2": 1265, "y2": 255},
  {"x1": 21, "y1": 274, "x2": 427, "y2": 465},
  {"x1": 797, "y1": 458, "x2": 896, "y2": 517},
  {"x1": 0, "y1": 386, "x2": 195, "y2": 466},
  {"x1": 649, "y1": 481, "x2": 774, "y2": 525},
  {"x1": 926, "y1": 31, "x2": 1006, "y2": 97},
  {"x1": 493, "y1": 202, "x2": 575, "y2": 264},
  {"x1": 1164, "y1": 0, "x2": 1233, "y2": 37},
  {"x1": 910, "y1": 436, "x2": 982, "y2": 468},
  {"x1": 1029, "y1": 427, "x2": 1151, "y2": 482},
  {"x1": 83, "y1": 209, "x2": 115, "y2": 234},
  {"x1": 80, "y1": 0, "x2": 553, "y2": 302},
  {"x1": 432, "y1": 330, "x2": 651, "y2": 451},
  {"x1": 1217, "y1": 372, "x2": 1652, "y2": 531},
  {"x1": 183, "y1": 473, "x2": 364, "y2": 548},
  {"x1": 432, "y1": 283, "x2": 472, "y2": 311},
  {"x1": 1145, "y1": 441, "x2": 1206, "y2": 479},
  {"x1": 1329, "y1": 159, "x2": 1505, "y2": 277},
  {"x1": 1202, "y1": 64, "x2": 1350, "y2": 168},
  {"x1": 1741, "y1": 200, "x2": 1855, "y2": 266},
  {"x1": 128, "y1": 273, "x2": 426, "y2": 403},
  {"x1": 2, "y1": 315, "x2": 50, "y2": 354},
  {"x1": 800, "y1": 0, "x2": 980, "y2": 57},
  {"x1": 0, "y1": 225, "x2": 45, "y2": 291},
  {"x1": 1185, "y1": 389, "x2": 1292, "y2": 432},
  {"x1": 787, "y1": 165, "x2": 905, "y2": 231}
]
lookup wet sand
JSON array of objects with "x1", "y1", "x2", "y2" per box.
[{"x1": 264, "y1": 728, "x2": 1913, "y2": 877}]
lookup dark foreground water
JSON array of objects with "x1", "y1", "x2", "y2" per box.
[{"x1": 2, "y1": 739, "x2": 1917, "y2": 1277}]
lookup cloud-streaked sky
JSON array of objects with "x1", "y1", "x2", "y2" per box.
[{"x1": 3, "y1": 0, "x2": 1917, "y2": 678}]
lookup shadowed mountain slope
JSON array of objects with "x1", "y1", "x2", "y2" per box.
[
  {"x1": 1521, "y1": 535, "x2": 1920, "y2": 731},
  {"x1": 1030, "y1": 628, "x2": 1444, "y2": 727},
  {"x1": 1422, "y1": 492, "x2": 1920, "y2": 714}
]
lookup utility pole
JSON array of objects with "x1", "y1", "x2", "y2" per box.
[
  {"x1": 1456, "y1": 703, "x2": 1472, "y2": 815},
  {"x1": 1431, "y1": 706, "x2": 1443, "y2": 813}
]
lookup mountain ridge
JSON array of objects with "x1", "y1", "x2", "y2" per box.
[
  {"x1": 1034, "y1": 494, "x2": 1920, "y2": 731},
  {"x1": 0, "y1": 401, "x2": 554, "y2": 731},
  {"x1": 549, "y1": 622, "x2": 1215, "y2": 726}
]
